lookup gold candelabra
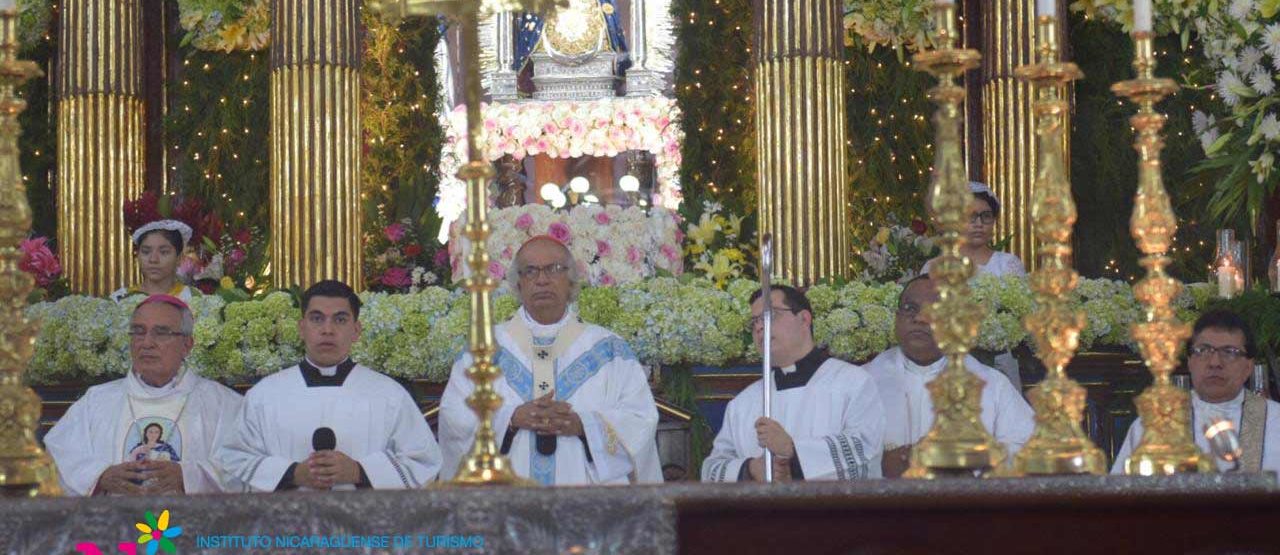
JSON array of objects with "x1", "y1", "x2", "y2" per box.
[
  {"x1": 1011, "y1": 16, "x2": 1105, "y2": 476},
  {"x1": 904, "y1": 1, "x2": 1001, "y2": 479},
  {"x1": 1112, "y1": 33, "x2": 1212, "y2": 475},
  {"x1": 367, "y1": 0, "x2": 561, "y2": 486},
  {"x1": 0, "y1": 8, "x2": 61, "y2": 497}
]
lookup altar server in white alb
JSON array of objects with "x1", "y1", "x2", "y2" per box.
[
  {"x1": 440, "y1": 236, "x2": 662, "y2": 485},
  {"x1": 217, "y1": 280, "x2": 441, "y2": 491},
  {"x1": 45, "y1": 295, "x2": 242, "y2": 495},
  {"x1": 702, "y1": 285, "x2": 886, "y2": 482},
  {"x1": 1113, "y1": 310, "x2": 1280, "y2": 474},
  {"x1": 866, "y1": 274, "x2": 1034, "y2": 478}
]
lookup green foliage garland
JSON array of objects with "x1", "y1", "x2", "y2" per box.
[{"x1": 671, "y1": 0, "x2": 756, "y2": 229}]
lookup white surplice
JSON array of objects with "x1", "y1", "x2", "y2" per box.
[
  {"x1": 216, "y1": 359, "x2": 442, "y2": 491},
  {"x1": 44, "y1": 367, "x2": 244, "y2": 495},
  {"x1": 865, "y1": 347, "x2": 1034, "y2": 459},
  {"x1": 702, "y1": 351, "x2": 886, "y2": 482},
  {"x1": 1111, "y1": 390, "x2": 1280, "y2": 474},
  {"x1": 439, "y1": 306, "x2": 662, "y2": 485}
]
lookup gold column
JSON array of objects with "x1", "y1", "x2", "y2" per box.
[
  {"x1": 0, "y1": 7, "x2": 61, "y2": 497},
  {"x1": 753, "y1": 0, "x2": 847, "y2": 285},
  {"x1": 981, "y1": 0, "x2": 1068, "y2": 272},
  {"x1": 270, "y1": 0, "x2": 362, "y2": 289},
  {"x1": 55, "y1": 0, "x2": 145, "y2": 296}
]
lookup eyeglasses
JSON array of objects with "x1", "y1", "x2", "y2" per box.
[
  {"x1": 750, "y1": 306, "x2": 800, "y2": 327},
  {"x1": 128, "y1": 326, "x2": 188, "y2": 343},
  {"x1": 1188, "y1": 344, "x2": 1248, "y2": 362},
  {"x1": 517, "y1": 263, "x2": 570, "y2": 280},
  {"x1": 969, "y1": 211, "x2": 996, "y2": 225}
]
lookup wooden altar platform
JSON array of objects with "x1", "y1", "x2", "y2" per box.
[{"x1": 2, "y1": 475, "x2": 1275, "y2": 554}]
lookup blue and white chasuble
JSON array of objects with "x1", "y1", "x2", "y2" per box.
[{"x1": 440, "y1": 306, "x2": 663, "y2": 485}]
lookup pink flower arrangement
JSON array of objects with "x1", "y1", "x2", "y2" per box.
[
  {"x1": 19, "y1": 237, "x2": 61, "y2": 288},
  {"x1": 488, "y1": 261, "x2": 506, "y2": 280}
]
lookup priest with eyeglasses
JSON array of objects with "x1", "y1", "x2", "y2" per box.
[
  {"x1": 1112, "y1": 309, "x2": 1280, "y2": 473},
  {"x1": 438, "y1": 235, "x2": 663, "y2": 485},
  {"x1": 45, "y1": 295, "x2": 244, "y2": 495}
]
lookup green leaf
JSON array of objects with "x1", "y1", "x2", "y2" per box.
[
  {"x1": 145, "y1": 511, "x2": 158, "y2": 528},
  {"x1": 1262, "y1": 0, "x2": 1280, "y2": 18},
  {"x1": 160, "y1": 538, "x2": 176, "y2": 554},
  {"x1": 1205, "y1": 131, "x2": 1234, "y2": 156}
]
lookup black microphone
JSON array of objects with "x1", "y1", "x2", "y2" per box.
[{"x1": 312, "y1": 427, "x2": 336, "y2": 452}]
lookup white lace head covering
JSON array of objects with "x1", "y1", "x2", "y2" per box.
[
  {"x1": 968, "y1": 181, "x2": 1000, "y2": 213},
  {"x1": 131, "y1": 219, "x2": 193, "y2": 247}
]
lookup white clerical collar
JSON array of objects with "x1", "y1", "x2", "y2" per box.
[
  {"x1": 903, "y1": 352, "x2": 946, "y2": 378},
  {"x1": 518, "y1": 305, "x2": 577, "y2": 338},
  {"x1": 127, "y1": 367, "x2": 191, "y2": 400},
  {"x1": 1192, "y1": 389, "x2": 1245, "y2": 418},
  {"x1": 779, "y1": 365, "x2": 796, "y2": 375},
  {"x1": 304, "y1": 357, "x2": 340, "y2": 377}
]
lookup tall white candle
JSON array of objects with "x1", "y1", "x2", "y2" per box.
[
  {"x1": 1133, "y1": 0, "x2": 1153, "y2": 33},
  {"x1": 1037, "y1": 0, "x2": 1056, "y2": 18}
]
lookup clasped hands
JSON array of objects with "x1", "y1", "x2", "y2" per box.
[
  {"x1": 95, "y1": 460, "x2": 183, "y2": 495},
  {"x1": 294, "y1": 450, "x2": 362, "y2": 490},
  {"x1": 511, "y1": 392, "x2": 585, "y2": 437},
  {"x1": 747, "y1": 417, "x2": 797, "y2": 482}
]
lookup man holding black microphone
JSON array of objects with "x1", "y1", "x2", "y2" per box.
[{"x1": 217, "y1": 280, "x2": 441, "y2": 491}]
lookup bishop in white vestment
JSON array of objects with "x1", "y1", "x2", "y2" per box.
[
  {"x1": 866, "y1": 275, "x2": 1034, "y2": 477},
  {"x1": 1113, "y1": 309, "x2": 1280, "y2": 474},
  {"x1": 217, "y1": 280, "x2": 441, "y2": 491},
  {"x1": 439, "y1": 236, "x2": 662, "y2": 485},
  {"x1": 46, "y1": 295, "x2": 243, "y2": 495},
  {"x1": 702, "y1": 286, "x2": 885, "y2": 482}
]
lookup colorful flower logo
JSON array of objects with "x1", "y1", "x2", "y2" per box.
[{"x1": 135, "y1": 510, "x2": 182, "y2": 554}]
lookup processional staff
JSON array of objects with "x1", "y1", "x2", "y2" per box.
[{"x1": 760, "y1": 233, "x2": 774, "y2": 483}]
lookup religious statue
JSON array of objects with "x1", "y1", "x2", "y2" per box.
[{"x1": 493, "y1": 155, "x2": 527, "y2": 208}]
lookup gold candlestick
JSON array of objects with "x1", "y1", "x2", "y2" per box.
[
  {"x1": 1011, "y1": 16, "x2": 1105, "y2": 476},
  {"x1": 366, "y1": 0, "x2": 562, "y2": 486},
  {"x1": 0, "y1": 8, "x2": 61, "y2": 497},
  {"x1": 1111, "y1": 33, "x2": 1212, "y2": 475},
  {"x1": 904, "y1": 1, "x2": 1001, "y2": 479}
]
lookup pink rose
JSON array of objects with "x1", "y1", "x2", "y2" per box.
[
  {"x1": 660, "y1": 244, "x2": 680, "y2": 263},
  {"x1": 596, "y1": 240, "x2": 613, "y2": 258},
  {"x1": 600, "y1": 273, "x2": 615, "y2": 286},
  {"x1": 488, "y1": 261, "x2": 507, "y2": 280},
  {"x1": 177, "y1": 257, "x2": 202, "y2": 281},
  {"x1": 594, "y1": 211, "x2": 611, "y2": 225},
  {"x1": 627, "y1": 246, "x2": 642, "y2": 265},
  {"x1": 548, "y1": 222, "x2": 572, "y2": 244},
  {"x1": 502, "y1": 246, "x2": 514, "y2": 261},
  {"x1": 19, "y1": 237, "x2": 61, "y2": 287},
  {"x1": 384, "y1": 222, "x2": 407, "y2": 242},
  {"x1": 381, "y1": 267, "x2": 413, "y2": 288},
  {"x1": 515, "y1": 213, "x2": 534, "y2": 231}
]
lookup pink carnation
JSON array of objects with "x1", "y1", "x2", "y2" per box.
[
  {"x1": 600, "y1": 273, "x2": 615, "y2": 286},
  {"x1": 381, "y1": 267, "x2": 412, "y2": 288},
  {"x1": 19, "y1": 237, "x2": 61, "y2": 287},
  {"x1": 548, "y1": 222, "x2": 572, "y2": 244},
  {"x1": 488, "y1": 261, "x2": 507, "y2": 280},
  {"x1": 596, "y1": 240, "x2": 613, "y2": 257},
  {"x1": 627, "y1": 246, "x2": 642, "y2": 265},
  {"x1": 594, "y1": 211, "x2": 611, "y2": 225},
  {"x1": 384, "y1": 222, "x2": 407, "y2": 242},
  {"x1": 515, "y1": 213, "x2": 534, "y2": 231}
]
